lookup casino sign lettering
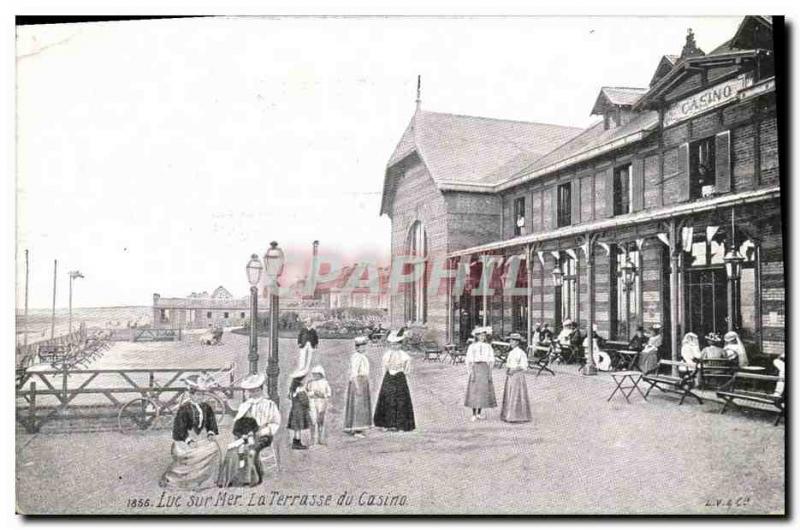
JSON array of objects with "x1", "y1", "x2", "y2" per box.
[{"x1": 664, "y1": 75, "x2": 753, "y2": 128}]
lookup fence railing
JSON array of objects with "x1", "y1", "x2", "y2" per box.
[
  {"x1": 16, "y1": 364, "x2": 234, "y2": 433},
  {"x1": 132, "y1": 328, "x2": 182, "y2": 342}
]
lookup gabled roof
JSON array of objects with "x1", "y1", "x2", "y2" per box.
[
  {"x1": 381, "y1": 110, "x2": 582, "y2": 214},
  {"x1": 499, "y1": 111, "x2": 659, "y2": 189},
  {"x1": 590, "y1": 87, "x2": 648, "y2": 115},
  {"x1": 212, "y1": 286, "x2": 233, "y2": 299},
  {"x1": 649, "y1": 55, "x2": 680, "y2": 87}
]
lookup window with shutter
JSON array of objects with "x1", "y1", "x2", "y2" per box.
[
  {"x1": 677, "y1": 142, "x2": 691, "y2": 202},
  {"x1": 631, "y1": 158, "x2": 644, "y2": 211},
  {"x1": 689, "y1": 137, "x2": 716, "y2": 199},
  {"x1": 571, "y1": 179, "x2": 581, "y2": 225},
  {"x1": 557, "y1": 183, "x2": 571, "y2": 228},
  {"x1": 613, "y1": 164, "x2": 632, "y2": 216},
  {"x1": 715, "y1": 130, "x2": 731, "y2": 193}
]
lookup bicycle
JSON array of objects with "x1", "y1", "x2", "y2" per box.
[{"x1": 117, "y1": 365, "x2": 239, "y2": 434}]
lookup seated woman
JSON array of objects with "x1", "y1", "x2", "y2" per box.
[
  {"x1": 583, "y1": 325, "x2": 611, "y2": 371},
  {"x1": 680, "y1": 332, "x2": 701, "y2": 368},
  {"x1": 159, "y1": 375, "x2": 220, "y2": 490},
  {"x1": 700, "y1": 332, "x2": 725, "y2": 360},
  {"x1": 217, "y1": 373, "x2": 281, "y2": 487},
  {"x1": 773, "y1": 353, "x2": 785, "y2": 397},
  {"x1": 723, "y1": 331, "x2": 749, "y2": 368}
]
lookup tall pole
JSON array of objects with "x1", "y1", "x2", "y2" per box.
[
  {"x1": 50, "y1": 259, "x2": 57, "y2": 339},
  {"x1": 583, "y1": 235, "x2": 597, "y2": 375},
  {"x1": 24, "y1": 250, "x2": 29, "y2": 347},
  {"x1": 68, "y1": 274, "x2": 73, "y2": 334},
  {"x1": 248, "y1": 285, "x2": 259, "y2": 374},
  {"x1": 669, "y1": 219, "x2": 681, "y2": 376},
  {"x1": 267, "y1": 282, "x2": 280, "y2": 405}
]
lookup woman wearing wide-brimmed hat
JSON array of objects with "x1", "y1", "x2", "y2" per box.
[
  {"x1": 500, "y1": 333, "x2": 531, "y2": 423},
  {"x1": 464, "y1": 326, "x2": 497, "y2": 421},
  {"x1": 159, "y1": 375, "x2": 220, "y2": 490},
  {"x1": 373, "y1": 329, "x2": 416, "y2": 431},
  {"x1": 344, "y1": 336, "x2": 373, "y2": 438},
  {"x1": 700, "y1": 332, "x2": 725, "y2": 360},
  {"x1": 287, "y1": 367, "x2": 313, "y2": 449},
  {"x1": 217, "y1": 373, "x2": 281, "y2": 487}
]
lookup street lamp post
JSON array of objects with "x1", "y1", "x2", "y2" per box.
[
  {"x1": 246, "y1": 254, "x2": 264, "y2": 375},
  {"x1": 263, "y1": 241, "x2": 285, "y2": 404},
  {"x1": 621, "y1": 255, "x2": 637, "y2": 339},
  {"x1": 724, "y1": 209, "x2": 745, "y2": 332},
  {"x1": 68, "y1": 270, "x2": 84, "y2": 334}
]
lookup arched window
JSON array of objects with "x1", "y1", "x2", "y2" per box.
[{"x1": 405, "y1": 221, "x2": 428, "y2": 324}]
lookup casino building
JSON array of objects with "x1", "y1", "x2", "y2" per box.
[{"x1": 380, "y1": 16, "x2": 783, "y2": 364}]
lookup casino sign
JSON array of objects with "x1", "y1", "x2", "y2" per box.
[{"x1": 663, "y1": 74, "x2": 754, "y2": 128}]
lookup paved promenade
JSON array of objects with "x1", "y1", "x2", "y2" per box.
[{"x1": 16, "y1": 331, "x2": 784, "y2": 515}]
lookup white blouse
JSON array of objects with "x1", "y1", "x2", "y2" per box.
[
  {"x1": 382, "y1": 349, "x2": 411, "y2": 375},
  {"x1": 350, "y1": 352, "x2": 370, "y2": 379},
  {"x1": 235, "y1": 396, "x2": 281, "y2": 437},
  {"x1": 466, "y1": 342, "x2": 495, "y2": 367},
  {"x1": 505, "y1": 347, "x2": 528, "y2": 370}
]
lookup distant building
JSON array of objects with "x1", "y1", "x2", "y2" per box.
[{"x1": 152, "y1": 286, "x2": 250, "y2": 329}]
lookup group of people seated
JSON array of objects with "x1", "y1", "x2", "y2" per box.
[
  {"x1": 531, "y1": 320, "x2": 664, "y2": 372},
  {"x1": 679, "y1": 330, "x2": 748, "y2": 368}
]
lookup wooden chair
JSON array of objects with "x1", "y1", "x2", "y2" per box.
[
  {"x1": 641, "y1": 360, "x2": 703, "y2": 405},
  {"x1": 422, "y1": 341, "x2": 442, "y2": 362},
  {"x1": 696, "y1": 357, "x2": 737, "y2": 390}
]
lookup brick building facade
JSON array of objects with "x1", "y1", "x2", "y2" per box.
[{"x1": 380, "y1": 17, "x2": 784, "y2": 363}]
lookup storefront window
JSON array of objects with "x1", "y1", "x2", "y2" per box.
[{"x1": 405, "y1": 221, "x2": 428, "y2": 324}]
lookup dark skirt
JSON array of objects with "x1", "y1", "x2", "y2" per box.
[
  {"x1": 216, "y1": 435, "x2": 272, "y2": 488},
  {"x1": 500, "y1": 370, "x2": 531, "y2": 423},
  {"x1": 464, "y1": 362, "x2": 497, "y2": 409},
  {"x1": 373, "y1": 372, "x2": 415, "y2": 431},
  {"x1": 344, "y1": 376, "x2": 372, "y2": 432},
  {"x1": 287, "y1": 392, "x2": 313, "y2": 431}
]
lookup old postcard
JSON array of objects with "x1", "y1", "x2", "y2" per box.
[{"x1": 14, "y1": 15, "x2": 785, "y2": 515}]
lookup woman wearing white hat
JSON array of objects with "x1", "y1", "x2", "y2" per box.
[
  {"x1": 464, "y1": 326, "x2": 497, "y2": 421},
  {"x1": 344, "y1": 336, "x2": 373, "y2": 438},
  {"x1": 373, "y1": 329, "x2": 416, "y2": 431},
  {"x1": 500, "y1": 333, "x2": 531, "y2": 423},
  {"x1": 680, "y1": 332, "x2": 702, "y2": 368},
  {"x1": 723, "y1": 331, "x2": 749, "y2": 368},
  {"x1": 159, "y1": 375, "x2": 220, "y2": 490},
  {"x1": 217, "y1": 373, "x2": 281, "y2": 487}
]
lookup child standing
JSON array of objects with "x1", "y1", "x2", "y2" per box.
[
  {"x1": 287, "y1": 368, "x2": 313, "y2": 450},
  {"x1": 306, "y1": 365, "x2": 332, "y2": 445}
]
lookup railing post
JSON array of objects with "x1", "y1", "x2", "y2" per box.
[
  {"x1": 28, "y1": 382, "x2": 38, "y2": 433},
  {"x1": 61, "y1": 364, "x2": 69, "y2": 412}
]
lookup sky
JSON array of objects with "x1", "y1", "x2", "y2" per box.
[{"x1": 15, "y1": 16, "x2": 744, "y2": 308}]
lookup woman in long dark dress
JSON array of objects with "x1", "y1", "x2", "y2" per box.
[
  {"x1": 373, "y1": 330, "x2": 415, "y2": 432},
  {"x1": 159, "y1": 375, "x2": 220, "y2": 490},
  {"x1": 287, "y1": 368, "x2": 313, "y2": 449}
]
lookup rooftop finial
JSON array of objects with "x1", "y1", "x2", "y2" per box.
[
  {"x1": 415, "y1": 75, "x2": 422, "y2": 111},
  {"x1": 680, "y1": 27, "x2": 705, "y2": 59}
]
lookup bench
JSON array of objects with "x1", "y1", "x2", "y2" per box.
[
  {"x1": 716, "y1": 372, "x2": 785, "y2": 426},
  {"x1": 641, "y1": 360, "x2": 703, "y2": 405}
]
